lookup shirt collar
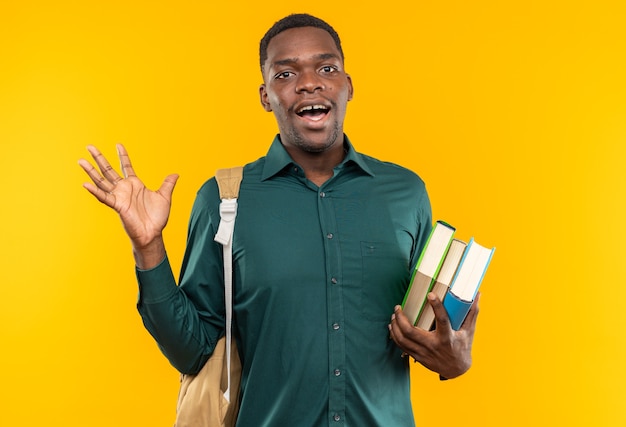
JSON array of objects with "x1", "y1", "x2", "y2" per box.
[{"x1": 261, "y1": 134, "x2": 375, "y2": 181}]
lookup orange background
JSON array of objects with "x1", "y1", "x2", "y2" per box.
[{"x1": 1, "y1": 1, "x2": 625, "y2": 425}]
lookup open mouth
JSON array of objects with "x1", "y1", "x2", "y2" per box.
[{"x1": 296, "y1": 104, "x2": 330, "y2": 122}]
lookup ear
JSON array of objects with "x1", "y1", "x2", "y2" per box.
[
  {"x1": 346, "y1": 74, "x2": 354, "y2": 101},
  {"x1": 259, "y1": 84, "x2": 272, "y2": 112}
]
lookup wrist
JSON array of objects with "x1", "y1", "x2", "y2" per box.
[
  {"x1": 132, "y1": 235, "x2": 166, "y2": 270},
  {"x1": 439, "y1": 358, "x2": 471, "y2": 380}
]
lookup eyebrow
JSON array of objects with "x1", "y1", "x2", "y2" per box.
[{"x1": 272, "y1": 53, "x2": 340, "y2": 68}]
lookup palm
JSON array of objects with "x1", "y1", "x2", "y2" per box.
[
  {"x1": 110, "y1": 175, "x2": 173, "y2": 247},
  {"x1": 79, "y1": 144, "x2": 179, "y2": 249}
]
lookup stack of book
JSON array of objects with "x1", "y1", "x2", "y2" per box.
[{"x1": 401, "y1": 220, "x2": 495, "y2": 330}]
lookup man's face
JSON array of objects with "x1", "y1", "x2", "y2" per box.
[{"x1": 260, "y1": 26, "x2": 353, "y2": 154}]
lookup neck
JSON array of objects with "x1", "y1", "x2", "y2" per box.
[{"x1": 282, "y1": 139, "x2": 346, "y2": 187}]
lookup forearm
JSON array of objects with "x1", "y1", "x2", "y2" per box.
[{"x1": 136, "y1": 256, "x2": 218, "y2": 374}]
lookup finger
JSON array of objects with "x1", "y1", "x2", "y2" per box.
[
  {"x1": 393, "y1": 305, "x2": 417, "y2": 334},
  {"x1": 81, "y1": 181, "x2": 116, "y2": 208},
  {"x1": 116, "y1": 144, "x2": 137, "y2": 179},
  {"x1": 389, "y1": 306, "x2": 430, "y2": 360},
  {"x1": 391, "y1": 306, "x2": 427, "y2": 342},
  {"x1": 157, "y1": 173, "x2": 180, "y2": 201},
  {"x1": 388, "y1": 307, "x2": 406, "y2": 344},
  {"x1": 460, "y1": 292, "x2": 481, "y2": 330},
  {"x1": 388, "y1": 312, "x2": 399, "y2": 342},
  {"x1": 78, "y1": 158, "x2": 115, "y2": 193},
  {"x1": 87, "y1": 145, "x2": 123, "y2": 185},
  {"x1": 428, "y1": 292, "x2": 452, "y2": 332}
]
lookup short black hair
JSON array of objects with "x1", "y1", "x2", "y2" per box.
[{"x1": 259, "y1": 13, "x2": 344, "y2": 72}]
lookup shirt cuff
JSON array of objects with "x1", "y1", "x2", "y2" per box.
[{"x1": 135, "y1": 255, "x2": 178, "y2": 304}]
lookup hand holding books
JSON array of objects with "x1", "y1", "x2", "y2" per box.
[
  {"x1": 389, "y1": 220, "x2": 493, "y2": 378},
  {"x1": 388, "y1": 290, "x2": 480, "y2": 379},
  {"x1": 401, "y1": 220, "x2": 495, "y2": 330}
]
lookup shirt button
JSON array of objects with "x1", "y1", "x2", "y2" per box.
[
  {"x1": 331, "y1": 277, "x2": 338, "y2": 284},
  {"x1": 320, "y1": 191, "x2": 326, "y2": 198},
  {"x1": 332, "y1": 323, "x2": 340, "y2": 330},
  {"x1": 334, "y1": 369, "x2": 341, "y2": 376},
  {"x1": 326, "y1": 233, "x2": 334, "y2": 239},
  {"x1": 333, "y1": 414, "x2": 341, "y2": 422}
]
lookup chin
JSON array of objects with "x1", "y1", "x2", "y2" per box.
[{"x1": 289, "y1": 127, "x2": 342, "y2": 153}]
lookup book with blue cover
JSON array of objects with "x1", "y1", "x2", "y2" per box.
[{"x1": 442, "y1": 238, "x2": 495, "y2": 330}]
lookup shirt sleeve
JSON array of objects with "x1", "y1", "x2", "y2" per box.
[
  {"x1": 136, "y1": 180, "x2": 225, "y2": 375},
  {"x1": 409, "y1": 181, "x2": 433, "y2": 271}
]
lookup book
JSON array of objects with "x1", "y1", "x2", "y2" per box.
[
  {"x1": 415, "y1": 238, "x2": 467, "y2": 330},
  {"x1": 401, "y1": 221, "x2": 456, "y2": 326},
  {"x1": 443, "y1": 238, "x2": 495, "y2": 330}
]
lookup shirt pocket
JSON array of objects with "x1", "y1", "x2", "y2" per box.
[{"x1": 360, "y1": 241, "x2": 410, "y2": 322}]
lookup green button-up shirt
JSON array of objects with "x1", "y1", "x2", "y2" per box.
[{"x1": 137, "y1": 135, "x2": 432, "y2": 426}]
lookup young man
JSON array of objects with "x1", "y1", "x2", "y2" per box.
[{"x1": 79, "y1": 13, "x2": 478, "y2": 426}]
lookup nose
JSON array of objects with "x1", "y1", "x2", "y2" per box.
[{"x1": 296, "y1": 70, "x2": 325, "y2": 93}]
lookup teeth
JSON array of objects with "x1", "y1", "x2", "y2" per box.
[{"x1": 297, "y1": 105, "x2": 328, "y2": 114}]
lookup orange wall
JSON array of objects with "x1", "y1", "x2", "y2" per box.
[{"x1": 1, "y1": 1, "x2": 625, "y2": 425}]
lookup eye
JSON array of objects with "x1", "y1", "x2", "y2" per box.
[
  {"x1": 274, "y1": 71, "x2": 293, "y2": 80},
  {"x1": 320, "y1": 65, "x2": 338, "y2": 74}
]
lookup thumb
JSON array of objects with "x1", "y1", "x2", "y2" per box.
[
  {"x1": 158, "y1": 174, "x2": 179, "y2": 200},
  {"x1": 428, "y1": 292, "x2": 452, "y2": 332}
]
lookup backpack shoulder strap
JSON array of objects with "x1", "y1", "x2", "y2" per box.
[
  {"x1": 213, "y1": 167, "x2": 243, "y2": 245},
  {"x1": 215, "y1": 166, "x2": 243, "y2": 200},
  {"x1": 212, "y1": 166, "x2": 243, "y2": 403}
]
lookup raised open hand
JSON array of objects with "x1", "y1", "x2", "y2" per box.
[{"x1": 79, "y1": 144, "x2": 179, "y2": 267}]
